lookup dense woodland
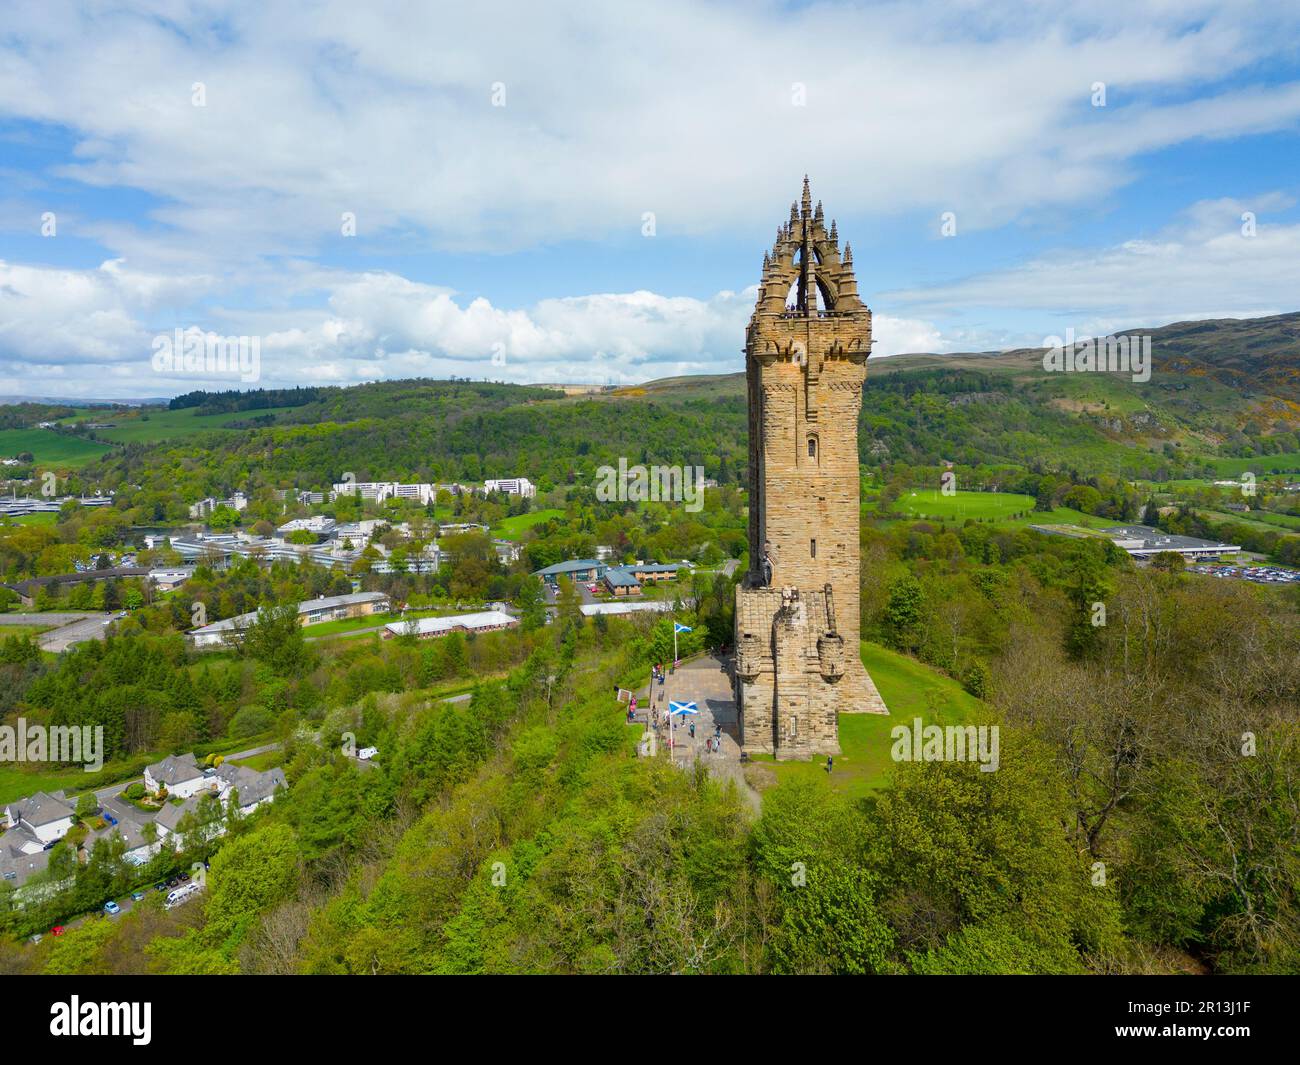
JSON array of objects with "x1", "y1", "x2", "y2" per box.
[
  {"x1": 0, "y1": 367, "x2": 1296, "y2": 975},
  {"x1": 0, "y1": 503, "x2": 1294, "y2": 974}
]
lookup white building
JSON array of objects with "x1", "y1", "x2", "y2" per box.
[
  {"x1": 278, "y1": 515, "x2": 337, "y2": 536},
  {"x1": 382, "y1": 609, "x2": 518, "y2": 640},
  {"x1": 154, "y1": 762, "x2": 287, "y2": 842},
  {"x1": 149, "y1": 569, "x2": 192, "y2": 591},
  {"x1": 484, "y1": 477, "x2": 536, "y2": 499},
  {"x1": 143, "y1": 752, "x2": 209, "y2": 799},
  {"x1": 188, "y1": 591, "x2": 391, "y2": 647},
  {"x1": 332, "y1": 481, "x2": 436, "y2": 506},
  {"x1": 4, "y1": 792, "x2": 74, "y2": 845},
  {"x1": 188, "y1": 492, "x2": 248, "y2": 519}
]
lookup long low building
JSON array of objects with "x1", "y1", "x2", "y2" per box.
[
  {"x1": 382, "y1": 610, "x2": 518, "y2": 639},
  {"x1": 1030, "y1": 523, "x2": 1241, "y2": 560},
  {"x1": 534, "y1": 559, "x2": 606, "y2": 586},
  {"x1": 189, "y1": 591, "x2": 391, "y2": 647},
  {"x1": 579, "y1": 600, "x2": 675, "y2": 617},
  {"x1": 1101, "y1": 525, "x2": 1241, "y2": 560}
]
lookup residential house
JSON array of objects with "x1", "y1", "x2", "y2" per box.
[
  {"x1": 4, "y1": 791, "x2": 74, "y2": 844},
  {"x1": 144, "y1": 753, "x2": 208, "y2": 799}
]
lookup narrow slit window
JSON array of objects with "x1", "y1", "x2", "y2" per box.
[
  {"x1": 807, "y1": 436, "x2": 817, "y2": 459},
  {"x1": 810, "y1": 539, "x2": 817, "y2": 558}
]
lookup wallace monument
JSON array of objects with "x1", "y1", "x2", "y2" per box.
[{"x1": 734, "y1": 178, "x2": 889, "y2": 760}]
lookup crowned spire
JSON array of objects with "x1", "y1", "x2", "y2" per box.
[{"x1": 801, "y1": 175, "x2": 812, "y2": 217}]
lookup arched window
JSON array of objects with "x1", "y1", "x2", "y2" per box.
[{"x1": 807, "y1": 435, "x2": 818, "y2": 460}]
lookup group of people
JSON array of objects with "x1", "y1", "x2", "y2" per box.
[
  {"x1": 701, "y1": 724, "x2": 723, "y2": 754},
  {"x1": 639, "y1": 663, "x2": 726, "y2": 756}
]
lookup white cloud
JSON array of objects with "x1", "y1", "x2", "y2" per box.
[
  {"x1": 880, "y1": 195, "x2": 1300, "y2": 340},
  {"x1": 1, "y1": 1, "x2": 1298, "y2": 262},
  {"x1": 1, "y1": 3, "x2": 1299, "y2": 395}
]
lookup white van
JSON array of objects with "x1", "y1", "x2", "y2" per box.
[{"x1": 165, "y1": 883, "x2": 202, "y2": 909}]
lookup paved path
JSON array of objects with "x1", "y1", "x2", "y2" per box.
[
  {"x1": 0, "y1": 611, "x2": 104, "y2": 626},
  {"x1": 640, "y1": 653, "x2": 761, "y2": 816},
  {"x1": 40, "y1": 614, "x2": 122, "y2": 652},
  {"x1": 0, "y1": 610, "x2": 120, "y2": 653}
]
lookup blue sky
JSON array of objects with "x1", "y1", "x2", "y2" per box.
[{"x1": 1, "y1": 0, "x2": 1299, "y2": 398}]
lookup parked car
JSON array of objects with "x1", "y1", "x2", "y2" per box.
[
  {"x1": 154, "y1": 882, "x2": 167, "y2": 892},
  {"x1": 103, "y1": 901, "x2": 121, "y2": 915},
  {"x1": 50, "y1": 926, "x2": 65, "y2": 937},
  {"x1": 178, "y1": 872, "x2": 190, "y2": 882},
  {"x1": 166, "y1": 878, "x2": 179, "y2": 888},
  {"x1": 131, "y1": 891, "x2": 146, "y2": 901},
  {"x1": 165, "y1": 883, "x2": 202, "y2": 909}
]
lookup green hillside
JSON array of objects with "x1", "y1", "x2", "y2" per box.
[{"x1": 746, "y1": 642, "x2": 988, "y2": 800}]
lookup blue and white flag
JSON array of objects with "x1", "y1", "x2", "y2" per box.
[
  {"x1": 673, "y1": 622, "x2": 692, "y2": 634},
  {"x1": 668, "y1": 700, "x2": 699, "y2": 716}
]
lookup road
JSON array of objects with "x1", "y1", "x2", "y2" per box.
[
  {"x1": 0, "y1": 610, "x2": 122, "y2": 652},
  {"x1": 40, "y1": 740, "x2": 280, "y2": 937},
  {"x1": 87, "y1": 741, "x2": 281, "y2": 838}
]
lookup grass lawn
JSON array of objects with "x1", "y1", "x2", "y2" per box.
[
  {"x1": 0, "y1": 428, "x2": 112, "y2": 468},
  {"x1": 1009, "y1": 505, "x2": 1110, "y2": 529},
  {"x1": 231, "y1": 750, "x2": 284, "y2": 772},
  {"x1": 2, "y1": 512, "x2": 60, "y2": 526},
  {"x1": 0, "y1": 763, "x2": 100, "y2": 806},
  {"x1": 304, "y1": 612, "x2": 401, "y2": 637},
  {"x1": 745, "y1": 641, "x2": 989, "y2": 802},
  {"x1": 871, "y1": 489, "x2": 1036, "y2": 523},
  {"x1": 0, "y1": 624, "x2": 55, "y2": 641},
  {"x1": 494, "y1": 508, "x2": 563, "y2": 540}
]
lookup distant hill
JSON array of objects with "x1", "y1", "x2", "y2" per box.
[
  {"x1": 34, "y1": 312, "x2": 1300, "y2": 490},
  {"x1": 624, "y1": 312, "x2": 1300, "y2": 449}
]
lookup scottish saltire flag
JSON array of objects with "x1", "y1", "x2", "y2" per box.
[
  {"x1": 668, "y1": 701, "x2": 699, "y2": 715},
  {"x1": 674, "y1": 622, "x2": 692, "y2": 633}
]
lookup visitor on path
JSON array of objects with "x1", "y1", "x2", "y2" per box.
[
  {"x1": 689, "y1": 721, "x2": 695, "y2": 739},
  {"x1": 826, "y1": 756, "x2": 834, "y2": 774}
]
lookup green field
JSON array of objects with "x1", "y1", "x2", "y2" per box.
[
  {"x1": 64, "y1": 405, "x2": 299, "y2": 445},
  {"x1": 0, "y1": 428, "x2": 111, "y2": 468},
  {"x1": 1207, "y1": 452, "x2": 1300, "y2": 476},
  {"x1": 304, "y1": 613, "x2": 401, "y2": 638},
  {"x1": 1, "y1": 512, "x2": 59, "y2": 526},
  {"x1": 866, "y1": 490, "x2": 1111, "y2": 532},
  {"x1": 1199, "y1": 509, "x2": 1300, "y2": 535},
  {"x1": 746, "y1": 642, "x2": 988, "y2": 801},
  {"x1": 493, "y1": 508, "x2": 563, "y2": 540},
  {"x1": 870, "y1": 489, "x2": 1034, "y2": 522}
]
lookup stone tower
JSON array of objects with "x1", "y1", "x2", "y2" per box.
[{"x1": 734, "y1": 178, "x2": 888, "y2": 760}]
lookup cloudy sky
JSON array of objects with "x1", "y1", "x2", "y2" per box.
[{"x1": 1, "y1": 0, "x2": 1298, "y2": 399}]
